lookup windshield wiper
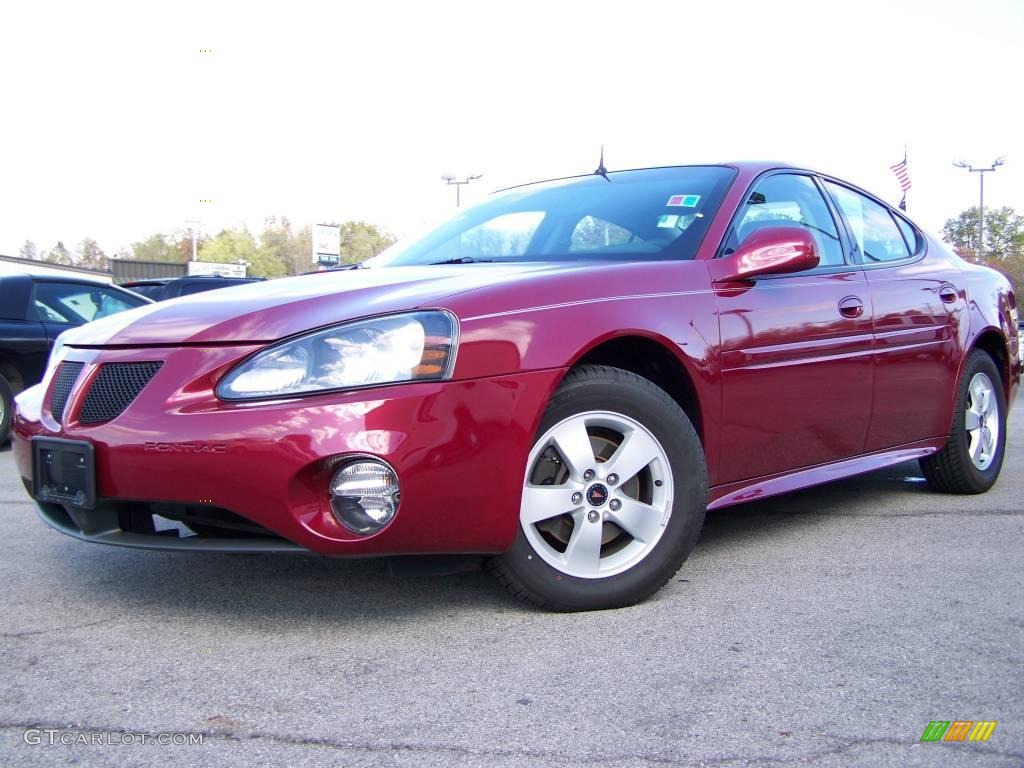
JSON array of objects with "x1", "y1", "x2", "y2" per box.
[{"x1": 428, "y1": 257, "x2": 498, "y2": 265}]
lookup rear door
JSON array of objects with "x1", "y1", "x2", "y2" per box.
[
  {"x1": 823, "y1": 181, "x2": 964, "y2": 449},
  {"x1": 714, "y1": 172, "x2": 873, "y2": 483}
]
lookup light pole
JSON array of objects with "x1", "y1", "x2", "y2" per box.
[
  {"x1": 185, "y1": 219, "x2": 201, "y2": 261},
  {"x1": 954, "y1": 156, "x2": 1006, "y2": 259},
  {"x1": 441, "y1": 174, "x2": 482, "y2": 207}
]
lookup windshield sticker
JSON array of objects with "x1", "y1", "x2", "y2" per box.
[
  {"x1": 667, "y1": 194, "x2": 701, "y2": 207},
  {"x1": 656, "y1": 214, "x2": 679, "y2": 228}
]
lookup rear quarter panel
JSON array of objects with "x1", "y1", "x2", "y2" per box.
[{"x1": 955, "y1": 242, "x2": 1021, "y2": 407}]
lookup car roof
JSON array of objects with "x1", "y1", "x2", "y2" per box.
[
  {"x1": 493, "y1": 161, "x2": 819, "y2": 194},
  {"x1": 1, "y1": 272, "x2": 122, "y2": 288}
]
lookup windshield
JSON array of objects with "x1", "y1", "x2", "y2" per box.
[{"x1": 366, "y1": 166, "x2": 735, "y2": 267}]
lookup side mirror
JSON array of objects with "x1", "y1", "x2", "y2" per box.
[{"x1": 712, "y1": 226, "x2": 819, "y2": 282}]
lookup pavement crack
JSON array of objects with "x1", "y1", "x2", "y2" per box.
[
  {"x1": 2, "y1": 722, "x2": 1023, "y2": 766},
  {"x1": 0, "y1": 619, "x2": 110, "y2": 639},
  {"x1": 823, "y1": 508, "x2": 1023, "y2": 519}
]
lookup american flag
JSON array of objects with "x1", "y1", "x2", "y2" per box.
[{"x1": 890, "y1": 154, "x2": 911, "y2": 192}]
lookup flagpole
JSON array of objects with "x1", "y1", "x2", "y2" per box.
[
  {"x1": 890, "y1": 147, "x2": 911, "y2": 212},
  {"x1": 901, "y1": 145, "x2": 907, "y2": 212}
]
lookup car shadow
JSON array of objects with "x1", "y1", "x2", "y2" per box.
[
  {"x1": 696, "y1": 459, "x2": 931, "y2": 550},
  {"x1": 48, "y1": 461, "x2": 932, "y2": 624}
]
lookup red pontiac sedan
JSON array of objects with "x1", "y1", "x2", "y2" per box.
[{"x1": 12, "y1": 163, "x2": 1020, "y2": 610}]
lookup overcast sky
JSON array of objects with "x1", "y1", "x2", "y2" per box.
[{"x1": 1, "y1": 0, "x2": 1021, "y2": 257}]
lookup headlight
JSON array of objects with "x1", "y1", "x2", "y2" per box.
[{"x1": 217, "y1": 311, "x2": 457, "y2": 400}]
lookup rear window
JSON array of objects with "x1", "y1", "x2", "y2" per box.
[
  {"x1": 125, "y1": 284, "x2": 165, "y2": 300},
  {"x1": 824, "y1": 182, "x2": 912, "y2": 263},
  {"x1": 368, "y1": 166, "x2": 735, "y2": 266},
  {"x1": 178, "y1": 279, "x2": 254, "y2": 296}
]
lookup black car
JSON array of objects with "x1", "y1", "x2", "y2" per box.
[
  {"x1": 0, "y1": 273, "x2": 151, "y2": 443},
  {"x1": 122, "y1": 275, "x2": 263, "y2": 301}
]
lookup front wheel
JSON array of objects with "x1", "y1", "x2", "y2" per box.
[
  {"x1": 489, "y1": 365, "x2": 707, "y2": 611},
  {"x1": 920, "y1": 350, "x2": 1007, "y2": 493}
]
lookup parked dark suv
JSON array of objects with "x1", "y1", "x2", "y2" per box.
[
  {"x1": 122, "y1": 275, "x2": 263, "y2": 301},
  {"x1": 0, "y1": 273, "x2": 151, "y2": 443}
]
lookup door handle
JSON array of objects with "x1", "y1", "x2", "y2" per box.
[
  {"x1": 838, "y1": 296, "x2": 864, "y2": 318},
  {"x1": 939, "y1": 284, "x2": 959, "y2": 303}
]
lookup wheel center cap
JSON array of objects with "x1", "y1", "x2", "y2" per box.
[{"x1": 586, "y1": 483, "x2": 609, "y2": 507}]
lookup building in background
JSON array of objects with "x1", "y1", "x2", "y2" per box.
[{"x1": 0, "y1": 254, "x2": 113, "y2": 284}]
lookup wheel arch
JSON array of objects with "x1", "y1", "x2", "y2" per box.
[
  {"x1": 969, "y1": 328, "x2": 1011, "y2": 399},
  {"x1": 0, "y1": 358, "x2": 26, "y2": 395},
  {"x1": 566, "y1": 333, "x2": 706, "y2": 446}
]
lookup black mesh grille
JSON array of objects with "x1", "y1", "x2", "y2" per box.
[
  {"x1": 49, "y1": 361, "x2": 84, "y2": 422},
  {"x1": 79, "y1": 362, "x2": 163, "y2": 424}
]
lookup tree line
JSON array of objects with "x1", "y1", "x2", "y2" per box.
[
  {"x1": 14, "y1": 206, "x2": 1024, "y2": 288},
  {"x1": 17, "y1": 218, "x2": 397, "y2": 278},
  {"x1": 942, "y1": 206, "x2": 1024, "y2": 289}
]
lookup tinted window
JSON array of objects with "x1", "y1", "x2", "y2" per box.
[
  {"x1": 125, "y1": 284, "x2": 165, "y2": 299},
  {"x1": 724, "y1": 174, "x2": 845, "y2": 267},
  {"x1": 368, "y1": 166, "x2": 735, "y2": 266},
  {"x1": 33, "y1": 283, "x2": 143, "y2": 325},
  {"x1": 825, "y1": 182, "x2": 910, "y2": 263},
  {"x1": 178, "y1": 279, "x2": 258, "y2": 296}
]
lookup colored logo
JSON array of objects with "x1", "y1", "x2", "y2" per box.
[
  {"x1": 586, "y1": 483, "x2": 609, "y2": 507},
  {"x1": 920, "y1": 720, "x2": 996, "y2": 742}
]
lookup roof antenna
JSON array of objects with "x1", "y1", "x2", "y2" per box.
[{"x1": 594, "y1": 145, "x2": 611, "y2": 182}]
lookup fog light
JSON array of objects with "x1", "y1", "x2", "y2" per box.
[{"x1": 329, "y1": 460, "x2": 400, "y2": 534}]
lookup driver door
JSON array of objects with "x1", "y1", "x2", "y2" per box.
[{"x1": 714, "y1": 172, "x2": 873, "y2": 484}]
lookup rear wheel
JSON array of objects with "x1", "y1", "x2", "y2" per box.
[
  {"x1": 489, "y1": 365, "x2": 706, "y2": 611},
  {"x1": 920, "y1": 350, "x2": 1006, "y2": 493}
]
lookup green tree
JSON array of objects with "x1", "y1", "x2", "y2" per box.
[
  {"x1": 19, "y1": 240, "x2": 38, "y2": 261},
  {"x1": 291, "y1": 225, "x2": 313, "y2": 274},
  {"x1": 77, "y1": 238, "x2": 108, "y2": 271},
  {"x1": 338, "y1": 220, "x2": 396, "y2": 264},
  {"x1": 198, "y1": 228, "x2": 259, "y2": 273},
  {"x1": 943, "y1": 206, "x2": 1024, "y2": 288},
  {"x1": 256, "y1": 216, "x2": 308, "y2": 277},
  {"x1": 131, "y1": 233, "x2": 183, "y2": 263}
]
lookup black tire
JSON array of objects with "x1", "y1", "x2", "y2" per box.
[
  {"x1": 920, "y1": 350, "x2": 1006, "y2": 494},
  {"x1": 489, "y1": 365, "x2": 707, "y2": 611},
  {"x1": 0, "y1": 373, "x2": 13, "y2": 446}
]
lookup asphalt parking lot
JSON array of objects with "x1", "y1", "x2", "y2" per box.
[{"x1": 0, "y1": 404, "x2": 1021, "y2": 768}]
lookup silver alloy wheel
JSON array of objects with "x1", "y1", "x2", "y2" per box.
[
  {"x1": 519, "y1": 410, "x2": 673, "y2": 579},
  {"x1": 965, "y1": 371, "x2": 999, "y2": 471}
]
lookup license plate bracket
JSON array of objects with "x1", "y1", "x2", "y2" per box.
[{"x1": 32, "y1": 438, "x2": 96, "y2": 509}]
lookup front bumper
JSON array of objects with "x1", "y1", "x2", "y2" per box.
[{"x1": 13, "y1": 344, "x2": 562, "y2": 555}]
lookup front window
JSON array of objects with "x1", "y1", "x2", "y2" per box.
[
  {"x1": 723, "y1": 174, "x2": 845, "y2": 267},
  {"x1": 367, "y1": 166, "x2": 735, "y2": 267}
]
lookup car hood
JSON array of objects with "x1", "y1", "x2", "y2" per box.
[{"x1": 64, "y1": 264, "x2": 563, "y2": 347}]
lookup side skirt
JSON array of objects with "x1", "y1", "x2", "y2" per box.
[{"x1": 706, "y1": 437, "x2": 947, "y2": 511}]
